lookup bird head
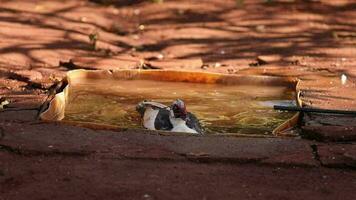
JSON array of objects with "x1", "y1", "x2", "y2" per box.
[{"x1": 171, "y1": 99, "x2": 187, "y2": 120}]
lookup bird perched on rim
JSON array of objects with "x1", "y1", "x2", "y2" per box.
[{"x1": 136, "y1": 99, "x2": 204, "y2": 134}]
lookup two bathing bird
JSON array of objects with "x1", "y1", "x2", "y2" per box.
[{"x1": 136, "y1": 99, "x2": 204, "y2": 134}]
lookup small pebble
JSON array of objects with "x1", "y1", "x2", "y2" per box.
[
  {"x1": 227, "y1": 68, "x2": 235, "y2": 73},
  {"x1": 214, "y1": 63, "x2": 221, "y2": 68},
  {"x1": 177, "y1": 9, "x2": 185, "y2": 15},
  {"x1": 255, "y1": 25, "x2": 266, "y2": 32},
  {"x1": 341, "y1": 74, "x2": 347, "y2": 85},
  {"x1": 132, "y1": 35, "x2": 140, "y2": 40},
  {"x1": 80, "y1": 17, "x2": 87, "y2": 22},
  {"x1": 111, "y1": 7, "x2": 119, "y2": 15},
  {"x1": 156, "y1": 53, "x2": 164, "y2": 60},
  {"x1": 134, "y1": 9, "x2": 141, "y2": 15},
  {"x1": 138, "y1": 25, "x2": 145, "y2": 31},
  {"x1": 201, "y1": 65, "x2": 209, "y2": 70}
]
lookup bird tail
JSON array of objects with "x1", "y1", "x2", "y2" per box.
[{"x1": 136, "y1": 100, "x2": 148, "y2": 117}]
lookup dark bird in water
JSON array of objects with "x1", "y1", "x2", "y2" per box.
[{"x1": 136, "y1": 99, "x2": 204, "y2": 134}]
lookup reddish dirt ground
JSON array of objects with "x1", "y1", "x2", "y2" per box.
[{"x1": 1, "y1": 0, "x2": 356, "y2": 199}]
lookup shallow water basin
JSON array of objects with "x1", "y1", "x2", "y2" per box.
[{"x1": 52, "y1": 70, "x2": 299, "y2": 136}]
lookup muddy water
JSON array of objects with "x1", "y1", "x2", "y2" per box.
[{"x1": 65, "y1": 79, "x2": 296, "y2": 135}]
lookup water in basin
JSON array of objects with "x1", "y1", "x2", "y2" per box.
[{"x1": 64, "y1": 79, "x2": 296, "y2": 135}]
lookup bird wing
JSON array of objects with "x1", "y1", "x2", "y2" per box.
[
  {"x1": 141, "y1": 101, "x2": 168, "y2": 109},
  {"x1": 186, "y1": 112, "x2": 204, "y2": 134},
  {"x1": 154, "y1": 108, "x2": 173, "y2": 130},
  {"x1": 136, "y1": 100, "x2": 169, "y2": 117},
  {"x1": 142, "y1": 101, "x2": 173, "y2": 130}
]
